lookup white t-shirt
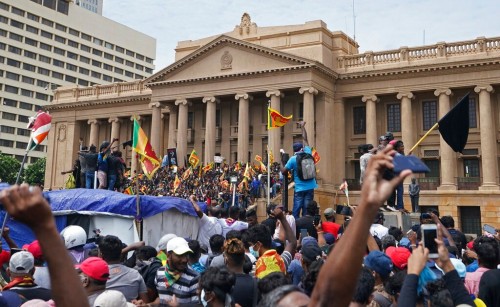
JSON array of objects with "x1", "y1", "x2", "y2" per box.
[
  {"x1": 198, "y1": 214, "x2": 223, "y2": 252},
  {"x1": 218, "y1": 218, "x2": 248, "y2": 237},
  {"x1": 370, "y1": 224, "x2": 389, "y2": 239}
]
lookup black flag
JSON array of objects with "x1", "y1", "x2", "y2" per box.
[{"x1": 438, "y1": 93, "x2": 470, "y2": 153}]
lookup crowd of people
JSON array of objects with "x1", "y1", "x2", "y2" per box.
[{"x1": 0, "y1": 145, "x2": 498, "y2": 307}]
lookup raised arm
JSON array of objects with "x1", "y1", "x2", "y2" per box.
[
  {"x1": 274, "y1": 207, "x2": 297, "y2": 257},
  {"x1": 189, "y1": 195, "x2": 203, "y2": 219},
  {"x1": 0, "y1": 184, "x2": 89, "y2": 307},
  {"x1": 309, "y1": 146, "x2": 411, "y2": 307},
  {"x1": 299, "y1": 121, "x2": 309, "y2": 147},
  {"x1": 2, "y1": 227, "x2": 18, "y2": 249}
]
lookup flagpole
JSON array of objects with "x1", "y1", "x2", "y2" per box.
[
  {"x1": 267, "y1": 100, "x2": 271, "y2": 206},
  {"x1": 408, "y1": 122, "x2": 439, "y2": 154},
  {"x1": 0, "y1": 136, "x2": 33, "y2": 238},
  {"x1": 135, "y1": 154, "x2": 143, "y2": 241}
]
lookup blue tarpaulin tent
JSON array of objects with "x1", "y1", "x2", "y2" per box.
[{"x1": 0, "y1": 186, "x2": 206, "y2": 248}]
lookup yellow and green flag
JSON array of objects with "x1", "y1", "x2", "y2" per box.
[
  {"x1": 189, "y1": 149, "x2": 200, "y2": 168},
  {"x1": 132, "y1": 118, "x2": 160, "y2": 179},
  {"x1": 268, "y1": 107, "x2": 292, "y2": 129}
]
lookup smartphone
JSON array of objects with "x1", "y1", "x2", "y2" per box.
[
  {"x1": 393, "y1": 155, "x2": 431, "y2": 173},
  {"x1": 314, "y1": 214, "x2": 321, "y2": 226},
  {"x1": 483, "y1": 224, "x2": 497, "y2": 235},
  {"x1": 421, "y1": 224, "x2": 438, "y2": 258},
  {"x1": 300, "y1": 229, "x2": 309, "y2": 238}
]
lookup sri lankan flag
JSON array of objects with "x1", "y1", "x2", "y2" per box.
[
  {"x1": 311, "y1": 147, "x2": 320, "y2": 164},
  {"x1": 188, "y1": 149, "x2": 200, "y2": 168},
  {"x1": 123, "y1": 186, "x2": 134, "y2": 195},
  {"x1": 255, "y1": 155, "x2": 267, "y2": 172},
  {"x1": 203, "y1": 162, "x2": 214, "y2": 173},
  {"x1": 182, "y1": 167, "x2": 192, "y2": 181},
  {"x1": 238, "y1": 177, "x2": 248, "y2": 192},
  {"x1": 268, "y1": 107, "x2": 292, "y2": 129},
  {"x1": 133, "y1": 118, "x2": 160, "y2": 179},
  {"x1": 243, "y1": 163, "x2": 251, "y2": 179},
  {"x1": 173, "y1": 174, "x2": 181, "y2": 192}
]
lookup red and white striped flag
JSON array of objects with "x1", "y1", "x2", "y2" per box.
[{"x1": 27, "y1": 111, "x2": 52, "y2": 151}]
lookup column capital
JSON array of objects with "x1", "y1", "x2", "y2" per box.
[
  {"x1": 130, "y1": 115, "x2": 141, "y2": 122},
  {"x1": 108, "y1": 117, "x2": 121, "y2": 124},
  {"x1": 396, "y1": 92, "x2": 415, "y2": 100},
  {"x1": 202, "y1": 96, "x2": 220, "y2": 104},
  {"x1": 87, "y1": 119, "x2": 100, "y2": 125},
  {"x1": 299, "y1": 87, "x2": 319, "y2": 95},
  {"x1": 361, "y1": 95, "x2": 378, "y2": 103},
  {"x1": 434, "y1": 88, "x2": 452, "y2": 97},
  {"x1": 235, "y1": 93, "x2": 253, "y2": 101},
  {"x1": 148, "y1": 101, "x2": 163, "y2": 109},
  {"x1": 474, "y1": 85, "x2": 494, "y2": 94},
  {"x1": 266, "y1": 90, "x2": 283, "y2": 98},
  {"x1": 175, "y1": 98, "x2": 189, "y2": 106}
]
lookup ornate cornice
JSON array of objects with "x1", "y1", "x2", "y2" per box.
[{"x1": 45, "y1": 95, "x2": 150, "y2": 111}]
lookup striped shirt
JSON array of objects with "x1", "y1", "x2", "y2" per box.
[{"x1": 155, "y1": 266, "x2": 200, "y2": 305}]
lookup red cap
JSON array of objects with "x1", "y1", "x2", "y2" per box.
[
  {"x1": 22, "y1": 240, "x2": 42, "y2": 260},
  {"x1": 467, "y1": 241, "x2": 474, "y2": 251},
  {"x1": 386, "y1": 247, "x2": 411, "y2": 270},
  {"x1": 76, "y1": 257, "x2": 110, "y2": 281}
]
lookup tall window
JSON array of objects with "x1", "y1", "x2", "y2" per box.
[
  {"x1": 469, "y1": 97, "x2": 477, "y2": 128},
  {"x1": 353, "y1": 106, "x2": 366, "y2": 135},
  {"x1": 187, "y1": 112, "x2": 194, "y2": 129},
  {"x1": 422, "y1": 100, "x2": 437, "y2": 130},
  {"x1": 216, "y1": 109, "x2": 221, "y2": 127},
  {"x1": 387, "y1": 103, "x2": 401, "y2": 132},
  {"x1": 463, "y1": 158, "x2": 480, "y2": 177},
  {"x1": 424, "y1": 160, "x2": 440, "y2": 178},
  {"x1": 460, "y1": 206, "x2": 481, "y2": 236}
]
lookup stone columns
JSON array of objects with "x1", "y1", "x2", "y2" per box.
[
  {"x1": 235, "y1": 93, "x2": 252, "y2": 162},
  {"x1": 299, "y1": 87, "x2": 318, "y2": 146},
  {"x1": 362, "y1": 95, "x2": 378, "y2": 146},
  {"x1": 88, "y1": 119, "x2": 100, "y2": 148},
  {"x1": 108, "y1": 117, "x2": 121, "y2": 143},
  {"x1": 129, "y1": 115, "x2": 141, "y2": 176},
  {"x1": 434, "y1": 89, "x2": 457, "y2": 190},
  {"x1": 397, "y1": 92, "x2": 415, "y2": 154},
  {"x1": 176, "y1": 99, "x2": 189, "y2": 167},
  {"x1": 203, "y1": 96, "x2": 218, "y2": 164},
  {"x1": 149, "y1": 101, "x2": 163, "y2": 155},
  {"x1": 475, "y1": 85, "x2": 499, "y2": 190},
  {"x1": 167, "y1": 105, "x2": 177, "y2": 149},
  {"x1": 266, "y1": 90, "x2": 282, "y2": 158},
  {"x1": 332, "y1": 99, "x2": 346, "y2": 185}
]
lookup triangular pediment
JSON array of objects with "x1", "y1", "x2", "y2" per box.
[{"x1": 145, "y1": 35, "x2": 316, "y2": 84}]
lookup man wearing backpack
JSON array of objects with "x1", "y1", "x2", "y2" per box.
[{"x1": 281, "y1": 121, "x2": 318, "y2": 219}]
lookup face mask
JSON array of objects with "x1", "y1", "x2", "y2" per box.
[
  {"x1": 201, "y1": 289, "x2": 213, "y2": 307},
  {"x1": 250, "y1": 244, "x2": 260, "y2": 259}
]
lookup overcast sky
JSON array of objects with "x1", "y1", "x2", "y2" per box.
[{"x1": 103, "y1": 0, "x2": 499, "y2": 72}]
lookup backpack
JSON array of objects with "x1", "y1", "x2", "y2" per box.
[{"x1": 296, "y1": 152, "x2": 316, "y2": 181}]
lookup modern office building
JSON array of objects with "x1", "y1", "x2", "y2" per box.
[
  {"x1": 0, "y1": 0, "x2": 155, "y2": 163},
  {"x1": 45, "y1": 13, "x2": 500, "y2": 232},
  {"x1": 75, "y1": 0, "x2": 103, "y2": 15}
]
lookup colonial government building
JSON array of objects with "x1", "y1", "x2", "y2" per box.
[{"x1": 44, "y1": 14, "x2": 500, "y2": 233}]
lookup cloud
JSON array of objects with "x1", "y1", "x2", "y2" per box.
[{"x1": 102, "y1": 0, "x2": 500, "y2": 72}]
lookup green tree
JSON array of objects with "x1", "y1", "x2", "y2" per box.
[
  {"x1": 0, "y1": 153, "x2": 21, "y2": 184},
  {"x1": 24, "y1": 157, "x2": 46, "y2": 187}
]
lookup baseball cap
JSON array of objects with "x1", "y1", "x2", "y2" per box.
[
  {"x1": 0, "y1": 291, "x2": 24, "y2": 307},
  {"x1": 9, "y1": 251, "x2": 34, "y2": 274},
  {"x1": 23, "y1": 240, "x2": 42, "y2": 260},
  {"x1": 76, "y1": 257, "x2": 110, "y2": 282},
  {"x1": 293, "y1": 142, "x2": 303, "y2": 152},
  {"x1": 166, "y1": 237, "x2": 193, "y2": 255},
  {"x1": 93, "y1": 290, "x2": 135, "y2": 307},
  {"x1": 156, "y1": 234, "x2": 177, "y2": 252},
  {"x1": 324, "y1": 208, "x2": 335, "y2": 217},
  {"x1": 436, "y1": 258, "x2": 466, "y2": 278},
  {"x1": 301, "y1": 236, "x2": 317, "y2": 247},
  {"x1": 323, "y1": 233, "x2": 335, "y2": 245},
  {"x1": 364, "y1": 251, "x2": 393, "y2": 278},
  {"x1": 386, "y1": 247, "x2": 411, "y2": 270}
]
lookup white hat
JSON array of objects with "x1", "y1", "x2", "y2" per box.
[
  {"x1": 156, "y1": 234, "x2": 177, "y2": 252},
  {"x1": 93, "y1": 290, "x2": 134, "y2": 307},
  {"x1": 166, "y1": 237, "x2": 192, "y2": 255},
  {"x1": 9, "y1": 251, "x2": 34, "y2": 274}
]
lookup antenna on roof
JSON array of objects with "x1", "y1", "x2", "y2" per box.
[{"x1": 352, "y1": 0, "x2": 356, "y2": 42}]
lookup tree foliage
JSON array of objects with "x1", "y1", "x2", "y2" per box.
[
  {"x1": 0, "y1": 153, "x2": 21, "y2": 184},
  {"x1": 24, "y1": 157, "x2": 46, "y2": 187}
]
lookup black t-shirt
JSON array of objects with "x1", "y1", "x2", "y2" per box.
[
  {"x1": 232, "y1": 273, "x2": 257, "y2": 307},
  {"x1": 10, "y1": 285, "x2": 52, "y2": 301},
  {"x1": 295, "y1": 215, "x2": 318, "y2": 240},
  {"x1": 79, "y1": 152, "x2": 98, "y2": 172}
]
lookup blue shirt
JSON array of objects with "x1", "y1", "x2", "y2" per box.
[
  {"x1": 285, "y1": 146, "x2": 318, "y2": 192},
  {"x1": 97, "y1": 152, "x2": 108, "y2": 172}
]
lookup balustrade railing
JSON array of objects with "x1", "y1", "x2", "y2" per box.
[{"x1": 53, "y1": 80, "x2": 149, "y2": 103}]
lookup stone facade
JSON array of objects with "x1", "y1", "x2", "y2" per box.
[{"x1": 45, "y1": 14, "x2": 500, "y2": 234}]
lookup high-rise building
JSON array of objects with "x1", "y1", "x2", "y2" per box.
[
  {"x1": 75, "y1": 0, "x2": 103, "y2": 15},
  {"x1": 0, "y1": 0, "x2": 156, "y2": 163}
]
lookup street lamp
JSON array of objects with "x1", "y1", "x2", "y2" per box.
[{"x1": 230, "y1": 173, "x2": 238, "y2": 207}]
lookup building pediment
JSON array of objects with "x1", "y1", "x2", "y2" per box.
[{"x1": 145, "y1": 35, "x2": 322, "y2": 85}]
